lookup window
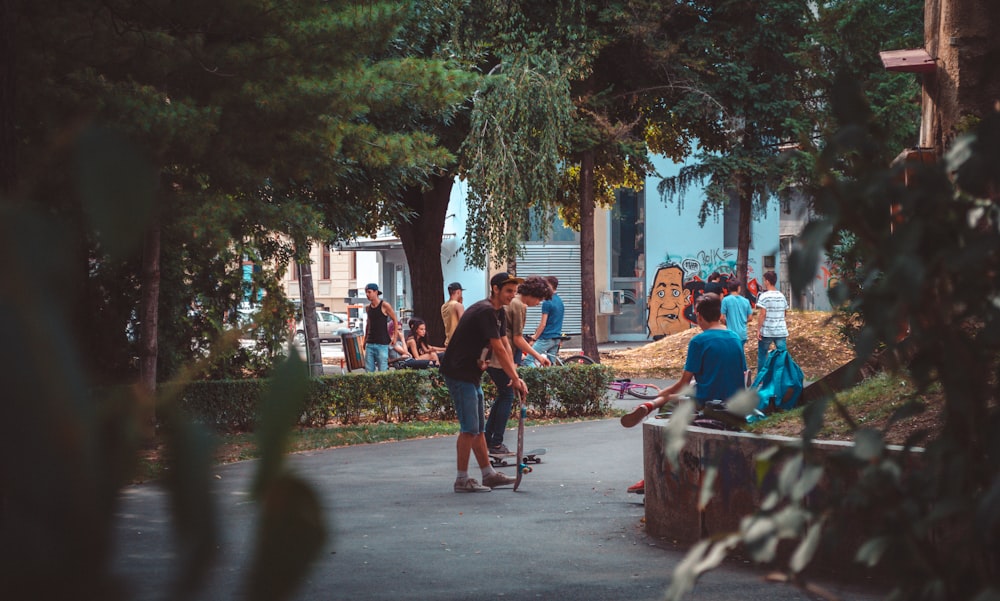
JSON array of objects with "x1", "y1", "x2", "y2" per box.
[
  {"x1": 611, "y1": 188, "x2": 645, "y2": 278},
  {"x1": 526, "y1": 208, "x2": 578, "y2": 243},
  {"x1": 723, "y1": 190, "x2": 744, "y2": 248},
  {"x1": 322, "y1": 247, "x2": 331, "y2": 280}
]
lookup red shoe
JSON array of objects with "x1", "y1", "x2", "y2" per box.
[
  {"x1": 627, "y1": 479, "x2": 645, "y2": 494},
  {"x1": 620, "y1": 402, "x2": 654, "y2": 428}
]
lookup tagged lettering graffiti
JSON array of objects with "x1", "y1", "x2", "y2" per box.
[{"x1": 666, "y1": 248, "x2": 738, "y2": 282}]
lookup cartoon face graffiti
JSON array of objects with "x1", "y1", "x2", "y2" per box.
[{"x1": 647, "y1": 265, "x2": 691, "y2": 337}]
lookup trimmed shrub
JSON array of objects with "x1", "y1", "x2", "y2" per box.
[{"x1": 166, "y1": 364, "x2": 614, "y2": 432}]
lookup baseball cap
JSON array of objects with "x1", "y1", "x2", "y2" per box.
[
  {"x1": 447, "y1": 282, "x2": 465, "y2": 292},
  {"x1": 490, "y1": 272, "x2": 525, "y2": 288},
  {"x1": 365, "y1": 283, "x2": 381, "y2": 294}
]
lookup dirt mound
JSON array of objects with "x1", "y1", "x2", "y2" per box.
[{"x1": 602, "y1": 311, "x2": 854, "y2": 381}]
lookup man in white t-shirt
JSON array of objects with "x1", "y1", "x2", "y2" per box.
[{"x1": 755, "y1": 271, "x2": 789, "y2": 369}]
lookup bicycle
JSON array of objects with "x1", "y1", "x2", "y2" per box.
[
  {"x1": 607, "y1": 378, "x2": 661, "y2": 400},
  {"x1": 540, "y1": 334, "x2": 596, "y2": 366}
]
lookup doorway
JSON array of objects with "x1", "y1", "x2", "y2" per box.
[{"x1": 610, "y1": 188, "x2": 648, "y2": 339}]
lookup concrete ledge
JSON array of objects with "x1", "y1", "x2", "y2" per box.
[{"x1": 642, "y1": 419, "x2": 924, "y2": 550}]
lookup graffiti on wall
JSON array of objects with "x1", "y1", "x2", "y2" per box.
[
  {"x1": 647, "y1": 249, "x2": 763, "y2": 339},
  {"x1": 665, "y1": 248, "x2": 735, "y2": 282},
  {"x1": 646, "y1": 264, "x2": 690, "y2": 338},
  {"x1": 817, "y1": 264, "x2": 838, "y2": 292}
]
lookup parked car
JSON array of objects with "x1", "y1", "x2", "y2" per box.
[
  {"x1": 295, "y1": 310, "x2": 361, "y2": 344},
  {"x1": 334, "y1": 311, "x2": 364, "y2": 330}
]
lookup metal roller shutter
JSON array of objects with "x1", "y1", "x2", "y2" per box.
[{"x1": 517, "y1": 244, "x2": 582, "y2": 335}]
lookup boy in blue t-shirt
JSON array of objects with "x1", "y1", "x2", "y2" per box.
[
  {"x1": 720, "y1": 279, "x2": 753, "y2": 343},
  {"x1": 522, "y1": 276, "x2": 565, "y2": 367},
  {"x1": 621, "y1": 293, "x2": 746, "y2": 426},
  {"x1": 620, "y1": 292, "x2": 746, "y2": 494}
]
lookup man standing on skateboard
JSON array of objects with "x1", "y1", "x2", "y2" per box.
[
  {"x1": 485, "y1": 276, "x2": 553, "y2": 455},
  {"x1": 440, "y1": 272, "x2": 527, "y2": 492}
]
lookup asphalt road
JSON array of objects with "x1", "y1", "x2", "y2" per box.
[{"x1": 111, "y1": 413, "x2": 877, "y2": 601}]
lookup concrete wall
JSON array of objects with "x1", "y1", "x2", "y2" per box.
[{"x1": 642, "y1": 419, "x2": 924, "y2": 570}]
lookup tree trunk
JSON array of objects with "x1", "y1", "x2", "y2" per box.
[
  {"x1": 922, "y1": 0, "x2": 1000, "y2": 156},
  {"x1": 736, "y1": 171, "x2": 752, "y2": 285},
  {"x1": 396, "y1": 174, "x2": 452, "y2": 346},
  {"x1": 579, "y1": 150, "x2": 600, "y2": 363},
  {"x1": 0, "y1": 0, "x2": 15, "y2": 195},
  {"x1": 138, "y1": 212, "x2": 160, "y2": 435},
  {"x1": 296, "y1": 249, "x2": 324, "y2": 377}
]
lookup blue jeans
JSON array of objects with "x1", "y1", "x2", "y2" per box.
[
  {"x1": 522, "y1": 338, "x2": 559, "y2": 367},
  {"x1": 444, "y1": 376, "x2": 485, "y2": 434},
  {"x1": 485, "y1": 367, "x2": 514, "y2": 448},
  {"x1": 757, "y1": 336, "x2": 787, "y2": 369},
  {"x1": 365, "y1": 343, "x2": 389, "y2": 372}
]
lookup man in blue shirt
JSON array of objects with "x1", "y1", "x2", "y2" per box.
[
  {"x1": 621, "y1": 292, "x2": 746, "y2": 427},
  {"x1": 720, "y1": 279, "x2": 753, "y2": 346},
  {"x1": 522, "y1": 276, "x2": 564, "y2": 367}
]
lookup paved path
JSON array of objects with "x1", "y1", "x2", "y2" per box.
[{"x1": 111, "y1": 414, "x2": 875, "y2": 601}]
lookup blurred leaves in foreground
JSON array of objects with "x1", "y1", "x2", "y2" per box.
[
  {"x1": 0, "y1": 128, "x2": 326, "y2": 600},
  {"x1": 664, "y1": 85, "x2": 1000, "y2": 600}
]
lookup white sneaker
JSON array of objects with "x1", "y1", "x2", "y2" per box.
[{"x1": 454, "y1": 477, "x2": 491, "y2": 493}]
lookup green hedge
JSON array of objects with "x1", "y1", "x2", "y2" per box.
[{"x1": 166, "y1": 364, "x2": 614, "y2": 433}]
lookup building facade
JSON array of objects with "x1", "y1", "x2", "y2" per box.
[{"x1": 282, "y1": 152, "x2": 832, "y2": 342}]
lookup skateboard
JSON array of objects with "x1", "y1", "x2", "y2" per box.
[
  {"x1": 514, "y1": 390, "x2": 530, "y2": 491},
  {"x1": 489, "y1": 448, "x2": 546, "y2": 467}
]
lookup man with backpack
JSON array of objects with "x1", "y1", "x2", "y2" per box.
[{"x1": 755, "y1": 271, "x2": 789, "y2": 369}]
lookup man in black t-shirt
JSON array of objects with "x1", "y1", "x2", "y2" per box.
[{"x1": 440, "y1": 272, "x2": 528, "y2": 492}]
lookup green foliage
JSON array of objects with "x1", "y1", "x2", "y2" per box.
[
  {"x1": 666, "y1": 87, "x2": 1000, "y2": 600},
  {"x1": 167, "y1": 364, "x2": 613, "y2": 432},
  {"x1": 462, "y1": 51, "x2": 576, "y2": 268},
  {"x1": 654, "y1": 0, "x2": 815, "y2": 221},
  {"x1": 13, "y1": 0, "x2": 478, "y2": 383},
  {"x1": 520, "y1": 364, "x2": 616, "y2": 416},
  {"x1": 2, "y1": 194, "x2": 325, "y2": 601}
]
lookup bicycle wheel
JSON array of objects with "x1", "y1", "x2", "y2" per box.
[
  {"x1": 562, "y1": 354, "x2": 595, "y2": 365},
  {"x1": 626, "y1": 383, "x2": 660, "y2": 400}
]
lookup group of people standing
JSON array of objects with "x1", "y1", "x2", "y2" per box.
[
  {"x1": 359, "y1": 268, "x2": 789, "y2": 494},
  {"x1": 439, "y1": 273, "x2": 567, "y2": 492},
  {"x1": 358, "y1": 282, "x2": 453, "y2": 372},
  {"x1": 702, "y1": 270, "x2": 790, "y2": 370},
  {"x1": 357, "y1": 273, "x2": 567, "y2": 492}
]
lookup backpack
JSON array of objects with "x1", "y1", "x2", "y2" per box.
[{"x1": 751, "y1": 348, "x2": 805, "y2": 414}]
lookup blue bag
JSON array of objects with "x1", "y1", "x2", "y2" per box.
[{"x1": 751, "y1": 349, "x2": 805, "y2": 415}]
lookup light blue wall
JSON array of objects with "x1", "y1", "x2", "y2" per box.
[
  {"x1": 440, "y1": 179, "x2": 489, "y2": 304},
  {"x1": 644, "y1": 154, "x2": 780, "y2": 291}
]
